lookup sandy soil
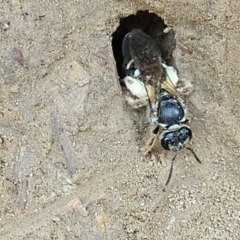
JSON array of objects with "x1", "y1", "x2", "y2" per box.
[{"x1": 0, "y1": 0, "x2": 239, "y2": 239}]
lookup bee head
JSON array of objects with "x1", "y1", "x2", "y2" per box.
[
  {"x1": 160, "y1": 125, "x2": 201, "y2": 186},
  {"x1": 160, "y1": 125, "x2": 192, "y2": 152}
]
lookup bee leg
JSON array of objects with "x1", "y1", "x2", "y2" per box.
[
  {"x1": 126, "y1": 59, "x2": 134, "y2": 70},
  {"x1": 141, "y1": 128, "x2": 160, "y2": 156},
  {"x1": 125, "y1": 96, "x2": 149, "y2": 109},
  {"x1": 146, "y1": 106, "x2": 158, "y2": 124}
]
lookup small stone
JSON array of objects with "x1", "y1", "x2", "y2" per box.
[
  {"x1": 52, "y1": 216, "x2": 61, "y2": 222},
  {"x1": 1, "y1": 21, "x2": 10, "y2": 30}
]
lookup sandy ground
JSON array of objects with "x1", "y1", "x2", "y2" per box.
[{"x1": 0, "y1": 0, "x2": 239, "y2": 239}]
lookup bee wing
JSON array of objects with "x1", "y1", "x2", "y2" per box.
[
  {"x1": 161, "y1": 63, "x2": 180, "y2": 98},
  {"x1": 122, "y1": 29, "x2": 163, "y2": 109},
  {"x1": 122, "y1": 32, "x2": 133, "y2": 70}
]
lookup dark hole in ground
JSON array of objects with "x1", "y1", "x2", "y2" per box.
[{"x1": 112, "y1": 10, "x2": 177, "y2": 79}]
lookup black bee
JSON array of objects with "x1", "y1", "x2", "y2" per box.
[{"x1": 122, "y1": 29, "x2": 201, "y2": 185}]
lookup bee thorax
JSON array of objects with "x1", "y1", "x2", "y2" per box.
[{"x1": 157, "y1": 95, "x2": 185, "y2": 126}]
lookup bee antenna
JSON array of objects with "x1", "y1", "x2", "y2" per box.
[
  {"x1": 186, "y1": 147, "x2": 201, "y2": 164},
  {"x1": 165, "y1": 151, "x2": 178, "y2": 186}
]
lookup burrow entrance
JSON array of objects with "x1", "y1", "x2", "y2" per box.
[{"x1": 112, "y1": 10, "x2": 176, "y2": 80}]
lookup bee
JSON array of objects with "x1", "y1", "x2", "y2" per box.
[{"x1": 122, "y1": 29, "x2": 201, "y2": 185}]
